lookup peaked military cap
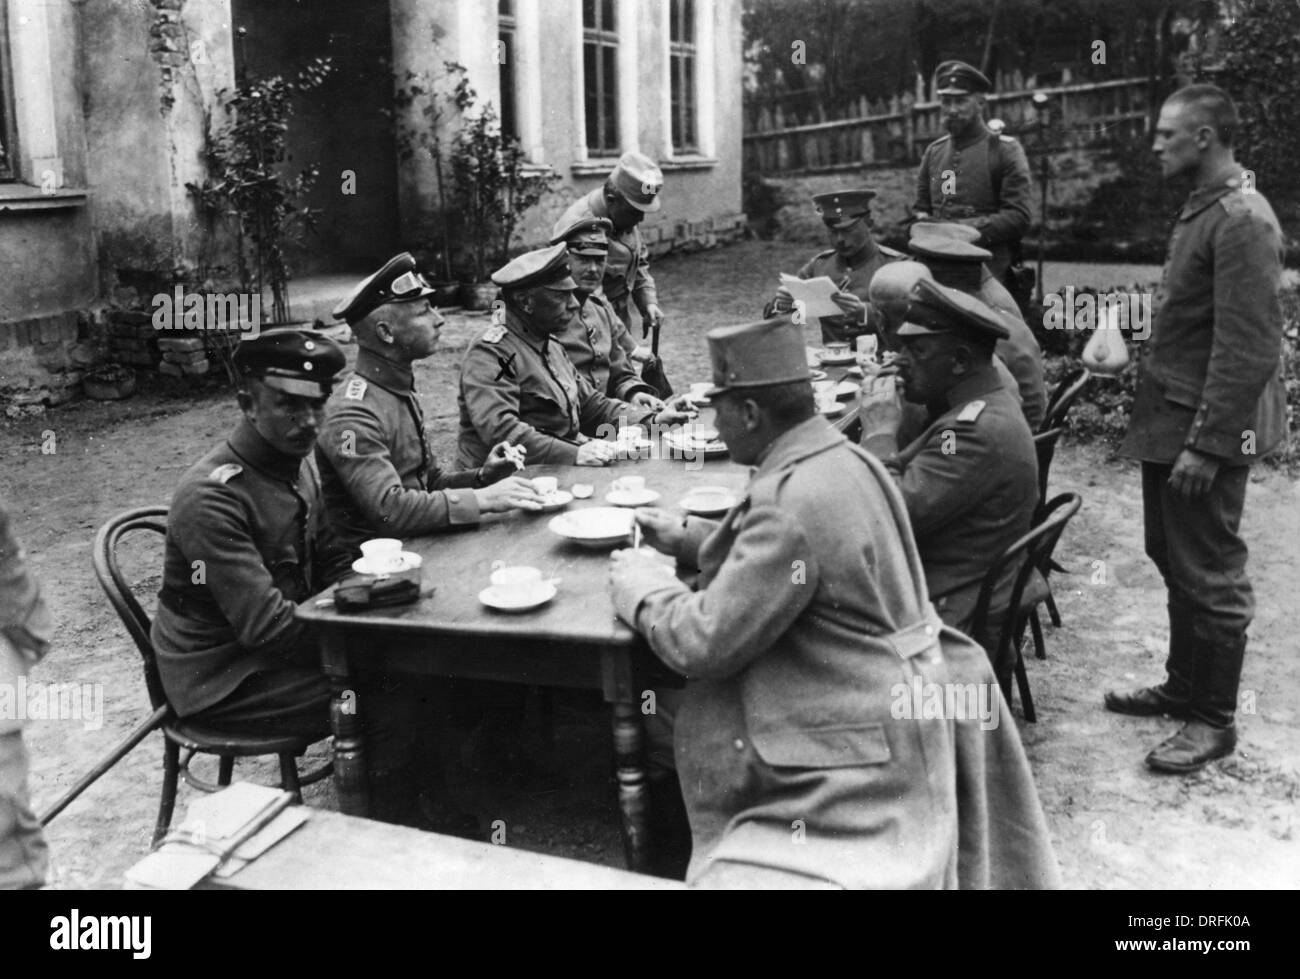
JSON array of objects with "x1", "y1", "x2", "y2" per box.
[
  {"x1": 609, "y1": 151, "x2": 664, "y2": 212},
  {"x1": 813, "y1": 189, "x2": 876, "y2": 229},
  {"x1": 705, "y1": 317, "x2": 812, "y2": 397},
  {"x1": 934, "y1": 60, "x2": 992, "y2": 96},
  {"x1": 234, "y1": 328, "x2": 346, "y2": 399},
  {"x1": 898, "y1": 278, "x2": 1009, "y2": 342},
  {"x1": 908, "y1": 235, "x2": 993, "y2": 264},
  {"x1": 550, "y1": 215, "x2": 614, "y2": 255},
  {"x1": 491, "y1": 242, "x2": 577, "y2": 292},
  {"x1": 333, "y1": 252, "x2": 436, "y2": 325},
  {"x1": 910, "y1": 220, "x2": 983, "y2": 245}
]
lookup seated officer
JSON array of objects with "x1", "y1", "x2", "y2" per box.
[
  {"x1": 764, "y1": 189, "x2": 904, "y2": 346},
  {"x1": 317, "y1": 253, "x2": 545, "y2": 583},
  {"x1": 549, "y1": 216, "x2": 663, "y2": 408},
  {"x1": 858, "y1": 280, "x2": 1038, "y2": 690},
  {"x1": 457, "y1": 243, "x2": 692, "y2": 470},
  {"x1": 609, "y1": 316, "x2": 1059, "y2": 888},
  {"x1": 152, "y1": 330, "x2": 428, "y2": 825},
  {"x1": 909, "y1": 224, "x2": 1047, "y2": 429}
]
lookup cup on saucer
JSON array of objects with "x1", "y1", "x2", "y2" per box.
[
  {"x1": 612, "y1": 475, "x2": 646, "y2": 495},
  {"x1": 533, "y1": 476, "x2": 559, "y2": 499},
  {"x1": 490, "y1": 565, "x2": 546, "y2": 598},
  {"x1": 360, "y1": 538, "x2": 404, "y2": 574}
]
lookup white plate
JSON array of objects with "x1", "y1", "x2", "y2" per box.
[
  {"x1": 816, "y1": 351, "x2": 857, "y2": 366},
  {"x1": 662, "y1": 431, "x2": 729, "y2": 459},
  {"x1": 680, "y1": 492, "x2": 738, "y2": 517},
  {"x1": 834, "y1": 379, "x2": 860, "y2": 400},
  {"x1": 549, "y1": 507, "x2": 635, "y2": 549},
  {"x1": 605, "y1": 488, "x2": 661, "y2": 507},
  {"x1": 818, "y1": 403, "x2": 845, "y2": 418},
  {"x1": 478, "y1": 582, "x2": 558, "y2": 613},
  {"x1": 351, "y1": 551, "x2": 423, "y2": 576},
  {"x1": 534, "y1": 490, "x2": 573, "y2": 512}
]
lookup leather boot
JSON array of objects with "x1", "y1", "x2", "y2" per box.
[
  {"x1": 646, "y1": 774, "x2": 693, "y2": 881},
  {"x1": 1145, "y1": 720, "x2": 1237, "y2": 773},
  {"x1": 1146, "y1": 628, "x2": 1245, "y2": 773},
  {"x1": 1105, "y1": 599, "x2": 1195, "y2": 718}
]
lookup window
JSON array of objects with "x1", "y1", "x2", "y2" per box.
[
  {"x1": 582, "y1": 0, "x2": 618, "y2": 156},
  {"x1": 0, "y1": 24, "x2": 16, "y2": 181},
  {"x1": 498, "y1": 0, "x2": 517, "y2": 140},
  {"x1": 668, "y1": 0, "x2": 697, "y2": 153}
]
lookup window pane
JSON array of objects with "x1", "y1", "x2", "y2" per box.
[
  {"x1": 682, "y1": 0, "x2": 695, "y2": 43},
  {"x1": 499, "y1": 32, "x2": 516, "y2": 139},
  {"x1": 602, "y1": 45, "x2": 618, "y2": 152},
  {"x1": 671, "y1": 0, "x2": 680, "y2": 42},
  {"x1": 498, "y1": 0, "x2": 514, "y2": 16},
  {"x1": 583, "y1": 0, "x2": 596, "y2": 29},
  {"x1": 602, "y1": 0, "x2": 616, "y2": 32},
  {"x1": 584, "y1": 43, "x2": 599, "y2": 149}
]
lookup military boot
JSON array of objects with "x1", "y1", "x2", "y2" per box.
[
  {"x1": 1105, "y1": 599, "x2": 1195, "y2": 718},
  {"x1": 1146, "y1": 631, "x2": 1245, "y2": 774}
]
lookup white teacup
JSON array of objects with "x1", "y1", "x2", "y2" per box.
[
  {"x1": 360, "y1": 538, "x2": 403, "y2": 572},
  {"x1": 533, "y1": 476, "x2": 559, "y2": 498},
  {"x1": 825, "y1": 341, "x2": 850, "y2": 357},
  {"x1": 612, "y1": 475, "x2": 646, "y2": 495},
  {"x1": 490, "y1": 565, "x2": 544, "y2": 595},
  {"x1": 689, "y1": 382, "x2": 712, "y2": 399}
]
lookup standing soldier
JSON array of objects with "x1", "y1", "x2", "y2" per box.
[
  {"x1": 764, "y1": 189, "x2": 905, "y2": 346},
  {"x1": 555, "y1": 151, "x2": 665, "y2": 363},
  {"x1": 1105, "y1": 85, "x2": 1287, "y2": 773},
  {"x1": 913, "y1": 60, "x2": 1033, "y2": 294}
]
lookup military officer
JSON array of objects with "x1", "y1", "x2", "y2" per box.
[
  {"x1": 859, "y1": 279, "x2": 1038, "y2": 690},
  {"x1": 764, "y1": 188, "x2": 904, "y2": 346},
  {"x1": 608, "y1": 316, "x2": 1059, "y2": 889},
  {"x1": 456, "y1": 243, "x2": 692, "y2": 470},
  {"x1": 549, "y1": 216, "x2": 662, "y2": 407},
  {"x1": 553, "y1": 150, "x2": 665, "y2": 359},
  {"x1": 1, "y1": 499, "x2": 52, "y2": 889},
  {"x1": 317, "y1": 253, "x2": 545, "y2": 583},
  {"x1": 913, "y1": 61, "x2": 1033, "y2": 284},
  {"x1": 1105, "y1": 85, "x2": 1287, "y2": 773},
  {"x1": 908, "y1": 227, "x2": 1047, "y2": 430}
]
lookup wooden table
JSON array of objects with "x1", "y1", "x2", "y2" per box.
[{"x1": 297, "y1": 435, "x2": 749, "y2": 873}]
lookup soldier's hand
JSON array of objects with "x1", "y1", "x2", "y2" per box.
[
  {"x1": 769, "y1": 286, "x2": 794, "y2": 315},
  {"x1": 630, "y1": 507, "x2": 686, "y2": 557},
  {"x1": 1168, "y1": 448, "x2": 1220, "y2": 501},
  {"x1": 473, "y1": 475, "x2": 548, "y2": 514},
  {"x1": 830, "y1": 290, "x2": 866, "y2": 322},
  {"x1": 576, "y1": 440, "x2": 618, "y2": 466},
  {"x1": 481, "y1": 441, "x2": 526, "y2": 483},
  {"x1": 652, "y1": 403, "x2": 695, "y2": 426},
  {"x1": 858, "y1": 375, "x2": 902, "y2": 437},
  {"x1": 644, "y1": 304, "x2": 665, "y2": 333},
  {"x1": 630, "y1": 391, "x2": 665, "y2": 411},
  {"x1": 629, "y1": 345, "x2": 654, "y2": 365}
]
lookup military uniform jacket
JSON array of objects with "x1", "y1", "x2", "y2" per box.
[
  {"x1": 316, "y1": 349, "x2": 481, "y2": 583},
  {"x1": 865, "y1": 366, "x2": 1038, "y2": 630},
  {"x1": 1120, "y1": 172, "x2": 1286, "y2": 465},
  {"x1": 557, "y1": 189, "x2": 657, "y2": 336},
  {"x1": 457, "y1": 307, "x2": 650, "y2": 469},
  {"x1": 152, "y1": 421, "x2": 322, "y2": 717},
  {"x1": 914, "y1": 127, "x2": 1032, "y2": 274},
  {"x1": 560, "y1": 292, "x2": 656, "y2": 402},
  {"x1": 977, "y1": 274, "x2": 1047, "y2": 430},
  {"x1": 610, "y1": 417, "x2": 1059, "y2": 888},
  {"x1": 764, "y1": 244, "x2": 905, "y2": 346},
  {"x1": 1, "y1": 500, "x2": 53, "y2": 735}
]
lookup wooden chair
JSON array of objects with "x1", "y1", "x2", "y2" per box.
[
  {"x1": 969, "y1": 493, "x2": 1082, "y2": 722},
  {"x1": 1039, "y1": 366, "x2": 1091, "y2": 434},
  {"x1": 39, "y1": 506, "x2": 331, "y2": 844}
]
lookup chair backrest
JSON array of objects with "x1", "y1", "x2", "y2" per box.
[
  {"x1": 91, "y1": 506, "x2": 170, "y2": 710},
  {"x1": 970, "y1": 492, "x2": 1082, "y2": 655},
  {"x1": 1039, "y1": 366, "x2": 1091, "y2": 434},
  {"x1": 1033, "y1": 427, "x2": 1062, "y2": 509}
]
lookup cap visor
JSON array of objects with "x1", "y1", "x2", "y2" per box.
[
  {"x1": 627, "y1": 196, "x2": 662, "y2": 213},
  {"x1": 896, "y1": 321, "x2": 952, "y2": 338},
  {"x1": 541, "y1": 275, "x2": 579, "y2": 292},
  {"x1": 567, "y1": 246, "x2": 609, "y2": 257}
]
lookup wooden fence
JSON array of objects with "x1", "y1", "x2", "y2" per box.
[{"x1": 744, "y1": 76, "x2": 1153, "y2": 176}]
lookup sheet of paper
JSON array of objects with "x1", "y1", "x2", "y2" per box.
[{"x1": 780, "y1": 273, "x2": 843, "y2": 320}]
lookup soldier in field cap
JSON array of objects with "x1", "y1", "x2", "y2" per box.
[
  {"x1": 609, "y1": 312, "x2": 1059, "y2": 888},
  {"x1": 554, "y1": 150, "x2": 666, "y2": 360},
  {"x1": 764, "y1": 188, "x2": 904, "y2": 346},
  {"x1": 858, "y1": 278, "x2": 1038, "y2": 692},
  {"x1": 914, "y1": 59, "x2": 1033, "y2": 289}
]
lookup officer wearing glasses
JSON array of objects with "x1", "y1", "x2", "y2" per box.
[{"x1": 763, "y1": 189, "x2": 904, "y2": 346}]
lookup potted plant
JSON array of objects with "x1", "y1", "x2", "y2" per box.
[
  {"x1": 445, "y1": 63, "x2": 558, "y2": 310},
  {"x1": 187, "y1": 37, "x2": 333, "y2": 328}
]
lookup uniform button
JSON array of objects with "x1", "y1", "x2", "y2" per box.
[
  {"x1": 449, "y1": 493, "x2": 459, "y2": 503},
  {"x1": 733, "y1": 738, "x2": 745, "y2": 751},
  {"x1": 304, "y1": 340, "x2": 316, "y2": 351}
]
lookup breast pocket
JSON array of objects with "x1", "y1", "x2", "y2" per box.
[{"x1": 750, "y1": 722, "x2": 892, "y2": 769}]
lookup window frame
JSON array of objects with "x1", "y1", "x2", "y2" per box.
[
  {"x1": 667, "y1": 0, "x2": 698, "y2": 154},
  {"x1": 581, "y1": 0, "x2": 620, "y2": 157},
  {"x1": 0, "y1": 10, "x2": 18, "y2": 182},
  {"x1": 497, "y1": 0, "x2": 518, "y2": 141}
]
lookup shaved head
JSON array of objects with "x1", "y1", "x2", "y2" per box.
[{"x1": 1164, "y1": 84, "x2": 1239, "y2": 148}]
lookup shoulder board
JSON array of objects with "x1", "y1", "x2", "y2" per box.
[
  {"x1": 956, "y1": 400, "x2": 986, "y2": 423},
  {"x1": 481, "y1": 324, "x2": 507, "y2": 344},
  {"x1": 931, "y1": 133, "x2": 951, "y2": 145},
  {"x1": 208, "y1": 463, "x2": 243, "y2": 484},
  {"x1": 1218, "y1": 192, "x2": 1253, "y2": 215},
  {"x1": 343, "y1": 377, "x2": 368, "y2": 401},
  {"x1": 998, "y1": 134, "x2": 1018, "y2": 143},
  {"x1": 879, "y1": 244, "x2": 907, "y2": 259}
]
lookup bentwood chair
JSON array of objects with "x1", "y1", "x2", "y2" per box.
[
  {"x1": 1039, "y1": 366, "x2": 1091, "y2": 435},
  {"x1": 39, "y1": 506, "x2": 331, "y2": 844},
  {"x1": 969, "y1": 493, "x2": 1082, "y2": 722}
]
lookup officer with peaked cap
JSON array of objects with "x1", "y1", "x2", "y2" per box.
[
  {"x1": 913, "y1": 60, "x2": 1033, "y2": 285},
  {"x1": 859, "y1": 279, "x2": 1038, "y2": 691},
  {"x1": 609, "y1": 314, "x2": 1060, "y2": 889},
  {"x1": 456, "y1": 243, "x2": 692, "y2": 469},
  {"x1": 554, "y1": 151, "x2": 666, "y2": 358},
  {"x1": 316, "y1": 252, "x2": 544, "y2": 584},
  {"x1": 908, "y1": 228, "x2": 1047, "y2": 429},
  {"x1": 549, "y1": 215, "x2": 664, "y2": 408},
  {"x1": 763, "y1": 188, "x2": 904, "y2": 346},
  {"x1": 153, "y1": 328, "x2": 350, "y2": 740}
]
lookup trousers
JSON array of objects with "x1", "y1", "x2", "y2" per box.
[{"x1": 0, "y1": 730, "x2": 47, "y2": 889}]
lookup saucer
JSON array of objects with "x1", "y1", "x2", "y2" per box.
[
  {"x1": 606, "y1": 488, "x2": 661, "y2": 507},
  {"x1": 816, "y1": 350, "x2": 857, "y2": 366},
  {"x1": 479, "y1": 582, "x2": 558, "y2": 613},
  {"x1": 351, "y1": 551, "x2": 423, "y2": 576},
  {"x1": 535, "y1": 490, "x2": 573, "y2": 512},
  {"x1": 680, "y1": 492, "x2": 737, "y2": 517}
]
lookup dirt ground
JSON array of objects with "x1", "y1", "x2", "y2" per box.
[{"x1": 5, "y1": 239, "x2": 1298, "y2": 889}]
